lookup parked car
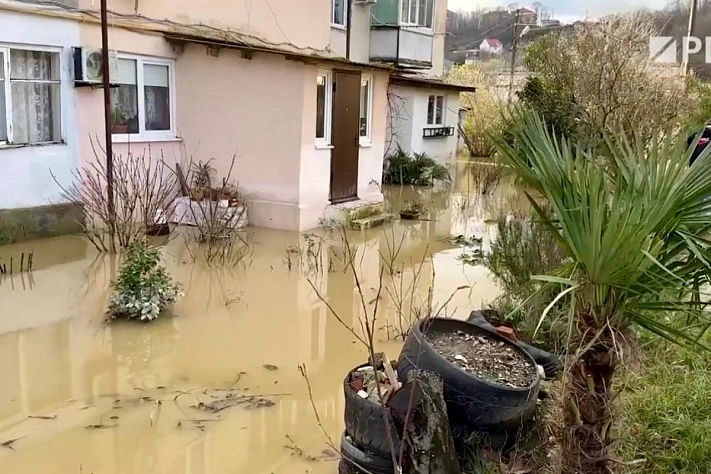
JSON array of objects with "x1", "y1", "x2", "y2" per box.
[{"x1": 688, "y1": 125, "x2": 711, "y2": 165}]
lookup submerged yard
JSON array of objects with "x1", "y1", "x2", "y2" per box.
[{"x1": 0, "y1": 162, "x2": 523, "y2": 474}]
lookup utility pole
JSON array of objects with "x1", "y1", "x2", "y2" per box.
[
  {"x1": 683, "y1": 0, "x2": 699, "y2": 76},
  {"x1": 508, "y1": 9, "x2": 520, "y2": 102},
  {"x1": 100, "y1": 0, "x2": 116, "y2": 252}
]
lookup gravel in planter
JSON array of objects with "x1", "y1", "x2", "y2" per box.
[{"x1": 427, "y1": 330, "x2": 536, "y2": 389}]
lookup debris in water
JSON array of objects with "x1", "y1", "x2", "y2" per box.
[
  {"x1": 28, "y1": 415, "x2": 57, "y2": 420},
  {"x1": 1, "y1": 436, "x2": 25, "y2": 450},
  {"x1": 191, "y1": 391, "x2": 276, "y2": 413},
  {"x1": 263, "y1": 364, "x2": 278, "y2": 371},
  {"x1": 85, "y1": 423, "x2": 117, "y2": 429},
  {"x1": 150, "y1": 400, "x2": 162, "y2": 427}
]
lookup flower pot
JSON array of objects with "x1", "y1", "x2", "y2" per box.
[
  {"x1": 146, "y1": 222, "x2": 170, "y2": 236},
  {"x1": 399, "y1": 211, "x2": 421, "y2": 220},
  {"x1": 111, "y1": 124, "x2": 130, "y2": 134}
]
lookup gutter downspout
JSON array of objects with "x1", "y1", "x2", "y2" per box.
[{"x1": 346, "y1": 0, "x2": 352, "y2": 60}]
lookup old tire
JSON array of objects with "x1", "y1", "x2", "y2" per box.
[
  {"x1": 343, "y1": 364, "x2": 400, "y2": 458},
  {"x1": 397, "y1": 318, "x2": 540, "y2": 430},
  {"x1": 340, "y1": 431, "x2": 395, "y2": 474},
  {"x1": 467, "y1": 310, "x2": 561, "y2": 379}
]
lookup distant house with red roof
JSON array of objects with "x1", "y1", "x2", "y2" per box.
[{"x1": 480, "y1": 38, "x2": 504, "y2": 55}]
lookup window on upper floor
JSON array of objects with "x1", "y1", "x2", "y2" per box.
[
  {"x1": 332, "y1": 0, "x2": 346, "y2": 27},
  {"x1": 359, "y1": 75, "x2": 373, "y2": 144},
  {"x1": 401, "y1": 0, "x2": 434, "y2": 28},
  {"x1": 427, "y1": 94, "x2": 444, "y2": 125},
  {"x1": 0, "y1": 47, "x2": 62, "y2": 145}
]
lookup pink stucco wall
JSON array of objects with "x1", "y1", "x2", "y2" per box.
[
  {"x1": 76, "y1": 0, "x2": 332, "y2": 53},
  {"x1": 74, "y1": 23, "x2": 389, "y2": 231}
]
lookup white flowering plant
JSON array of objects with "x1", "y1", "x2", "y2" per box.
[{"x1": 108, "y1": 241, "x2": 182, "y2": 321}]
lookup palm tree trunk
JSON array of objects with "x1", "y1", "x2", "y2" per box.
[{"x1": 561, "y1": 321, "x2": 618, "y2": 474}]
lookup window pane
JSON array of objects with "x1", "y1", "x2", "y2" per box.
[
  {"x1": 116, "y1": 58, "x2": 137, "y2": 85},
  {"x1": 418, "y1": 0, "x2": 427, "y2": 25},
  {"x1": 425, "y1": 0, "x2": 434, "y2": 27},
  {"x1": 10, "y1": 50, "x2": 59, "y2": 81},
  {"x1": 436, "y1": 95, "x2": 444, "y2": 124},
  {"x1": 409, "y1": 0, "x2": 417, "y2": 23},
  {"x1": 401, "y1": 0, "x2": 410, "y2": 23},
  {"x1": 360, "y1": 78, "x2": 370, "y2": 138},
  {"x1": 11, "y1": 82, "x2": 61, "y2": 144},
  {"x1": 316, "y1": 75, "x2": 326, "y2": 139},
  {"x1": 111, "y1": 59, "x2": 138, "y2": 134},
  {"x1": 427, "y1": 95, "x2": 435, "y2": 125},
  {"x1": 144, "y1": 64, "x2": 170, "y2": 131},
  {"x1": 333, "y1": 0, "x2": 344, "y2": 25},
  {"x1": 0, "y1": 52, "x2": 6, "y2": 142}
]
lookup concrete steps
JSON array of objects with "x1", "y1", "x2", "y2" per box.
[
  {"x1": 324, "y1": 200, "x2": 392, "y2": 230},
  {"x1": 350, "y1": 213, "x2": 394, "y2": 230}
]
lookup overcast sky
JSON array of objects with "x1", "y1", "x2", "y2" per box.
[{"x1": 446, "y1": 0, "x2": 672, "y2": 22}]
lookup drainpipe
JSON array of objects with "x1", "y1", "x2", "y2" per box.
[{"x1": 346, "y1": 0, "x2": 352, "y2": 60}]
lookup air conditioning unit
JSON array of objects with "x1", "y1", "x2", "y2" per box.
[{"x1": 72, "y1": 47, "x2": 119, "y2": 85}]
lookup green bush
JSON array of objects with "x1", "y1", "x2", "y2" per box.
[
  {"x1": 485, "y1": 215, "x2": 568, "y2": 351},
  {"x1": 382, "y1": 145, "x2": 451, "y2": 187},
  {"x1": 109, "y1": 241, "x2": 182, "y2": 321}
]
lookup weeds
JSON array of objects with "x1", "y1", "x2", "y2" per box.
[{"x1": 618, "y1": 343, "x2": 711, "y2": 474}]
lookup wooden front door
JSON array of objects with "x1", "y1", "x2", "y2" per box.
[{"x1": 330, "y1": 70, "x2": 361, "y2": 203}]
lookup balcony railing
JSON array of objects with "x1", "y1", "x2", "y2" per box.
[{"x1": 369, "y1": 26, "x2": 433, "y2": 69}]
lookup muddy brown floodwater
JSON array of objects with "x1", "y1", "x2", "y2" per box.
[{"x1": 0, "y1": 162, "x2": 528, "y2": 474}]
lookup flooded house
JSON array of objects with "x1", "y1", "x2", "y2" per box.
[{"x1": 0, "y1": 0, "x2": 472, "y2": 235}]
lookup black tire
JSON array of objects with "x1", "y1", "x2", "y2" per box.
[
  {"x1": 397, "y1": 318, "x2": 540, "y2": 431},
  {"x1": 343, "y1": 364, "x2": 400, "y2": 458},
  {"x1": 340, "y1": 431, "x2": 395, "y2": 474},
  {"x1": 466, "y1": 310, "x2": 561, "y2": 379}
]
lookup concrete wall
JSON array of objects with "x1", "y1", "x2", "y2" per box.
[
  {"x1": 389, "y1": 85, "x2": 459, "y2": 167},
  {"x1": 0, "y1": 11, "x2": 80, "y2": 210}
]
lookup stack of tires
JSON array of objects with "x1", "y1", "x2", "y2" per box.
[
  {"x1": 339, "y1": 365, "x2": 399, "y2": 474},
  {"x1": 339, "y1": 313, "x2": 558, "y2": 472}
]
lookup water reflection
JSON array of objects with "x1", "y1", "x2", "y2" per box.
[{"x1": 0, "y1": 162, "x2": 526, "y2": 473}]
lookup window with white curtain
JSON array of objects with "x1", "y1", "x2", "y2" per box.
[
  {"x1": 401, "y1": 0, "x2": 433, "y2": 27},
  {"x1": 427, "y1": 94, "x2": 444, "y2": 125},
  {"x1": 111, "y1": 55, "x2": 174, "y2": 141},
  {"x1": 0, "y1": 47, "x2": 62, "y2": 145}
]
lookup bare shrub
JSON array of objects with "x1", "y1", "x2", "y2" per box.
[
  {"x1": 180, "y1": 155, "x2": 251, "y2": 268},
  {"x1": 469, "y1": 162, "x2": 503, "y2": 195},
  {"x1": 53, "y1": 139, "x2": 179, "y2": 253}
]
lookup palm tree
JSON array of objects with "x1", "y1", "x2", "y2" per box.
[{"x1": 494, "y1": 110, "x2": 711, "y2": 473}]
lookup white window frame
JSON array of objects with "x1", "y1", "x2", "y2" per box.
[
  {"x1": 427, "y1": 94, "x2": 445, "y2": 126},
  {"x1": 359, "y1": 74, "x2": 374, "y2": 146},
  {"x1": 112, "y1": 54, "x2": 176, "y2": 143},
  {"x1": 0, "y1": 44, "x2": 63, "y2": 147},
  {"x1": 331, "y1": 0, "x2": 347, "y2": 28},
  {"x1": 400, "y1": 0, "x2": 434, "y2": 29},
  {"x1": 315, "y1": 69, "x2": 333, "y2": 148}
]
